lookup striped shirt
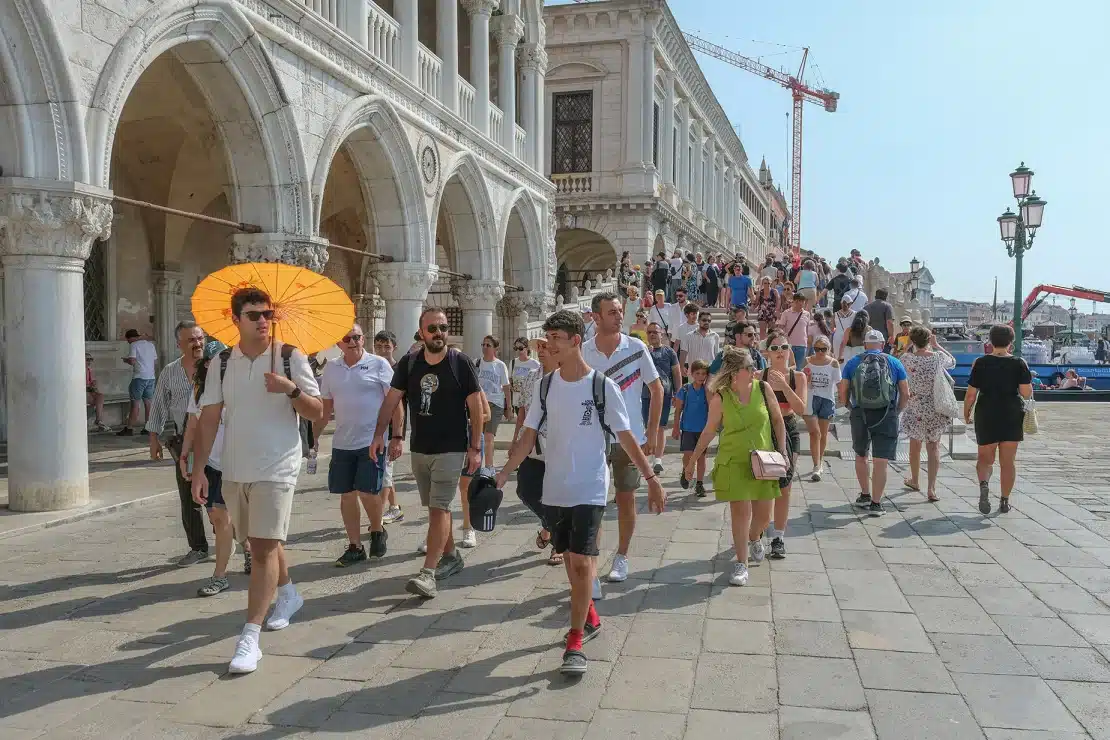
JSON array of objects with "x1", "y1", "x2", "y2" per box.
[{"x1": 145, "y1": 358, "x2": 194, "y2": 438}]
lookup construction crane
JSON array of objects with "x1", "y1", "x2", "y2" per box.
[{"x1": 682, "y1": 33, "x2": 838, "y2": 262}]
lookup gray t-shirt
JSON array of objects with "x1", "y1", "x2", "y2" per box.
[{"x1": 865, "y1": 299, "x2": 894, "y2": 340}]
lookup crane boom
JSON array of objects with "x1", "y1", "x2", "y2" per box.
[
  {"x1": 682, "y1": 32, "x2": 838, "y2": 262},
  {"x1": 1021, "y1": 285, "x2": 1110, "y2": 322}
]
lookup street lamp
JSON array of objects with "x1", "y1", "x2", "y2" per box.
[
  {"x1": 997, "y1": 162, "x2": 1047, "y2": 358},
  {"x1": 1069, "y1": 298, "x2": 1078, "y2": 346}
]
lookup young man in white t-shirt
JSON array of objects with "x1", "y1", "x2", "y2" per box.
[
  {"x1": 475, "y1": 335, "x2": 511, "y2": 468},
  {"x1": 582, "y1": 292, "x2": 664, "y2": 583},
  {"x1": 118, "y1": 329, "x2": 158, "y2": 436},
  {"x1": 318, "y1": 324, "x2": 402, "y2": 568},
  {"x1": 498, "y1": 309, "x2": 664, "y2": 676},
  {"x1": 192, "y1": 288, "x2": 323, "y2": 675}
]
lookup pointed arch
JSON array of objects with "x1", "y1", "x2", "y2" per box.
[
  {"x1": 86, "y1": 0, "x2": 310, "y2": 235},
  {"x1": 434, "y1": 152, "x2": 497, "y2": 281},
  {"x1": 499, "y1": 187, "x2": 545, "y2": 292}
]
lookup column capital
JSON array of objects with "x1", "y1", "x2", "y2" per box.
[
  {"x1": 515, "y1": 290, "x2": 552, "y2": 321},
  {"x1": 373, "y1": 261, "x2": 439, "y2": 302},
  {"x1": 151, "y1": 268, "x2": 184, "y2": 296},
  {"x1": 519, "y1": 42, "x2": 548, "y2": 73},
  {"x1": 461, "y1": 0, "x2": 499, "y2": 18},
  {"x1": 229, "y1": 233, "x2": 330, "y2": 273},
  {"x1": 0, "y1": 179, "x2": 113, "y2": 260},
  {"x1": 491, "y1": 13, "x2": 524, "y2": 48},
  {"x1": 453, "y1": 279, "x2": 506, "y2": 311}
]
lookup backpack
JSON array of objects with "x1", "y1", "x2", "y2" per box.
[
  {"x1": 220, "y1": 343, "x2": 311, "y2": 456},
  {"x1": 851, "y1": 353, "x2": 895, "y2": 410},
  {"x1": 651, "y1": 260, "x2": 670, "y2": 288},
  {"x1": 534, "y1": 370, "x2": 612, "y2": 456}
]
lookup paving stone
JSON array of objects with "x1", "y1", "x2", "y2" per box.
[
  {"x1": 983, "y1": 731, "x2": 1089, "y2": 740},
  {"x1": 583, "y1": 709, "x2": 687, "y2": 740},
  {"x1": 623, "y1": 613, "x2": 705, "y2": 659},
  {"x1": 774, "y1": 619, "x2": 851, "y2": 658},
  {"x1": 964, "y1": 586, "x2": 1055, "y2": 618},
  {"x1": 706, "y1": 586, "x2": 772, "y2": 621},
  {"x1": 638, "y1": 583, "x2": 711, "y2": 616},
  {"x1": 767, "y1": 553, "x2": 827, "y2": 572},
  {"x1": 691, "y1": 652, "x2": 776, "y2": 712},
  {"x1": 771, "y1": 571, "x2": 833, "y2": 595},
  {"x1": 32, "y1": 697, "x2": 164, "y2": 740},
  {"x1": 779, "y1": 706, "x2": 877, "y2": 740},
  {"x1": 1027, "y1": 582, "x2": 1110, "y2": 615},
  {"x1": 952, "y1": 673, "x2": 1086, "y2": 733},
  {"x1": 854, "y1": 649, "x2": 958, "y2": 693},
  {"x1": 774, "y1": 655, "x2": 865, "y2": 711},
  {"x1": 1060, "y1": 566, "x2": 1110, "y2": 594},
  {"x1": 932, "y1": 634, "x2": 1036, "y2": 676},
  {"x1": 337, "y1": 667, "x2": 452, "y2": 717},
  {"x1": 601, "y1": 656, "x2": 694, "y2": 714},
  {"x1": 773, "y1": 593, "x2": 843, "y2": 622},
  {"x1": 0, "y1": 677, "x2": 123, "y2": 731},
  {"x1": 442, "y1": 648, "x2": 544, "y2": 697},
  {"x1": 309, "y1": 711, "x2": 412, "y2": 739},
  {"x1": 867, "y1": 689, "x2": 984, "y2": 740},
  {"x1": 991, "y1": 615, "x2": 1089, "y2": 647},
  {"x1": 488, "y1": 716, "x2": 588, "y2": 740},
  {"x1": 828, "y1": 570, "x2": 912, "y2": 612},
  {"x1": 702, "y1": 618, "x2": 774, "y2": 655},
  {"x1": 932, "y1": 545, "x2": 998, "y2": 564},
  {"x1": 888, "y1": 564, "x2": 968, "y2": 597},
  {"x1": 308, "y1": 640, "x2": 408, "y2": 681},
  {"x1": 505, "y1": 658, "x2": 614, "y2": 722},
  {"x1": 949, "y1": 562, "x2": 1022, "y2": 589},
  {"x1": 842, "y1": 610, "x2": 935, "y2": 653},
  {"x1": 391, "y1": 628, "x2": 486, "y2": 669},
  {"x1": 1045, "y1": 680, "x2": 1110, "y2": 739},
  {"x1": 908, "y1": 595, "x2": 1001, "y2": 635},
  {"x1": 164, "y1": 655, "x2": 320, "y2": 727},
  {"x1": 821, "y1": 549, "x2": 891, "y2": 570},
  {"x1": 398, "y1": 692, "x2": 508, "y2": 739},
  {"x1": 252, "y1": 676, "x2": 354, "y2": 728},
  {"x1": 1060, "y1": 613, "x2": 1110, "y2": 645},
  {"x1": 685, "y1": 709, "x2": 778, "y2": 739},
  {"x1": 1017, "y1": 644, "x2": 1110, "y2": 681}
]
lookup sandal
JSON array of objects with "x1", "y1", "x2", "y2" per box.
[
  {"x1": 903, "y1": 480, "x2": 920, "y2": 492},
  {"x1": 547, "y1": 551, "x2": 564, "y2": 566},
  {"x1": 926, "y1": 492, "x2": 940, "y2": 503},
  {"x1": 535, "y1": 530, "x2": 551, "y2": 550},
  {"x1": 197, "y1": 576, "x2": 230, "y2": 597}
]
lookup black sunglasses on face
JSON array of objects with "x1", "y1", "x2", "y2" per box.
[
  {"x1": 425, "y1": 324, "x2": 449, "y2": 334},
  {"x1": 242, "y1": 310, "x2": 275, "y2": 321},
  {"x1": 342, "y1": 335, "x2": 362, "y2": 344},
  {"x1": 813, "y1": 346, "x2": 829, "y2": 352},
  {"x1": 514, "y1": 345, "x2": 526, "y2": 351}
]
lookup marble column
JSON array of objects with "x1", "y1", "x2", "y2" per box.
[
  {"x1": 661, "y1": 72, "x2": 675, "y2": 188},
  {"x1": 151, "y1": 268, "x2": 184, "y2": 371},
  {"x1": 678, "y1": 101, "x2": 691, "y2": 200},
  {"x1": 463, "y1": 0, "x2": 497, "y2": 137},
  {"x1": 692, "y1": 123, "x2": 703, "y2": 211},
  {"x1": 519, "y1": 43, "x2": 547, "y2": 169},
  {"x1": 492, "y1": 14, "x2": 523, "y2": 152},
  {"x1": 641, "y1": 13, "x2": 658, "y2": 167},
  {"x1": 229, "y1": 233, "x2": 330, "y2": 273},
  {"x1": 373, "y1": 262, "x2": 439, "y2": 348},
  {"x1": 454, "y1": 279, "x2": 505, "y2": 357},
  {"x1": 436, "y1": 0, "x2": 458, "y2": 112},
  {"x1": 625, "y1": 34, "x2": 645, "y2": 168},
  {"x1": 338, "y1": 0, "x2": 369, "y2": 47},
  {"x1": 0, "y1": 179, "x2": 113, "y2": 511},
  {"x1": 396, "y1": 0, "x2": 419, "y2": 84}
]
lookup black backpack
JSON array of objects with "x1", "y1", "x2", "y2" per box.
[
  {"x1": 534, "y1": 370, "x2": 612, "y2": 456},
  {"x1": 651, "y1": 260, "x2": 671, "y2": 289}
]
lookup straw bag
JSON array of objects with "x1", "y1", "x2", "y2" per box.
[
  {"x1": 1022, "y1": 397, "x2": 1039, "y2": 435},
  {"x1": 933, "y1": 364, "x2": 960, "y2": 419}
]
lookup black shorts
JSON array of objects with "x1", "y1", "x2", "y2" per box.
[
  {"x1": 680, "y1": 430, "x2": 702, "y2": 452},
  {"x1": 205, "y1": 466, "x2": 225, "y2": 510},
  {"x1": 328, "y1": 447, "x2": 385, "y2": 494},
  {"x1": 543, "y1": 504, "x2": 605, "y2": 556},
  {"x1": 849, "y1": 407, "x2": 899, "y2": 460},
  {"x1": 516, "y1": 457, "x2": 547, "y2": 527}
]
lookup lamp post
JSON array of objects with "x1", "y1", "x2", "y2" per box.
[
  {"x1": 997, "y1": 163, "x2": 1047, "y2": 358},
  {"x1": 1069, "y1": 298, "x2": 1078, "y2": 346}
]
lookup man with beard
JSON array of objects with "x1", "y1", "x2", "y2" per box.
[
  {"x1": 371, "y1": 308, "x2": 484, "y2": 599},
  {"x1": 147, "y1": 321, "x2": 209, "y2": 566}
]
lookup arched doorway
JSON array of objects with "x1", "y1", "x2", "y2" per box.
[{"x1": 554, "y1": 227, "x2": 618, "y2": 302}]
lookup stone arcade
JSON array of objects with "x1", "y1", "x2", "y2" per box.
[{"x1": 0, "y1": 0, "x2": 553, "y2": 510}]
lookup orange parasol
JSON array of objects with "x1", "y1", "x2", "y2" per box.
[{"x1": 191, "y1": 262, "x2": 354, "y2": 356}]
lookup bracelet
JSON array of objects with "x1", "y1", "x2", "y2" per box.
[{"x1": 644, "y1": 473, "x2": 656, "y2": 482}]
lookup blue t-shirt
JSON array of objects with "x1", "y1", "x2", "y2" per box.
[
  {"x1": 644, "y1": 345, "x2": 679, "y2": 395},
  {"x1": 676, "y1": 383, "x2": 710, "y2": 432},
  {"x1": 841, "y1": 350, "x2": 907, "y2": 408},
  {"x1": 728, "y1": 275, "x2": 752, "y2": 306}
]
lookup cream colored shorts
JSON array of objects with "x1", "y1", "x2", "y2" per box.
[{"x1": 224, "y1": 480, "x2": 297, "y2": 542}]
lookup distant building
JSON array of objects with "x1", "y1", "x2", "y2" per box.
[{"x1": 758, "y1": 159, "x2": 790, "y2": 260}]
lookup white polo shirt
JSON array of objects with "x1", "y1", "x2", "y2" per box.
[
  {"x1": 198, "y1": 341, "x2": 320, "y2": 485},
  {"x1": 582, "y1": 333, "x2": 660, "y2": 445},
  {"x1": 320, "y1": 350, "x2": 394, "y2": 450}
]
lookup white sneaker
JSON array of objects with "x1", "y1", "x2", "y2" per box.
[
  {"x1": 265, "y1": 588, "x2": 303, "y2": 631},
  {"x1": 592, "y1": 577, "x2": 603, "y2": 601},
  {"x1": 607, "y1": 554, "x2": 629, "y2": 582},
  {"x1": 459, "y1": 529, "x2": 478, "y2": 549},
  {"x1": 228, "y1": 633, "x2": 261, "y2": 674},
  {"x1": 810, "y1": 464, "x2": 823, "y2": 482},
  {"x1": 417, "y1": 542, "x2": 428, "y2": 554},
  {"x1": 748, "y1": 538, "x2": 766, "y2": 564},
  {"x1": 729, "y1": 562, "x2": 750, "y2": 587}
]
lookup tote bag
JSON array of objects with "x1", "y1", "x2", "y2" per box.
[{"x1": 933, "y1": 363, "x2": 960, "y2": 418}]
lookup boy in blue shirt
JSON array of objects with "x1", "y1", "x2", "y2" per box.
[{"x1": 672, "y1": 360, "x2": 711, "y2": 497}]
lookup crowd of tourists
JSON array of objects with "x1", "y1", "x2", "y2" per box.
[{"x1": 132, "y1": 249, "x2": 1033, "y2": 680}]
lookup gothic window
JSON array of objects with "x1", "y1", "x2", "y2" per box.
[
  {"x1": 551, "y1": 91, "x2": 593, "y2": 174},
  {"x1": 84, "y1": 239, "x2": 109, "y2": 341},
  {"x1": 652, "y1": 103, "x2": 660, "y2": 166}
]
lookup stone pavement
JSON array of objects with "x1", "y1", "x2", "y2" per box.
[{"x1": 1, "y1": 405, "x2": 1110, "y2": 739}]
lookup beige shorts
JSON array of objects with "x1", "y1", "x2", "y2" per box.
[
  {"x1": 609, "y1": 445, "x2": 642, "y2": 493},
  {"x1": 224, "y1": 480, "x2": 296, "y2": 542},
  {"x1": 411, "y1": 452, "x2": 466, "y2": 511}
]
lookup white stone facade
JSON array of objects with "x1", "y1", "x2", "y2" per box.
[
  {"x1": 0, "y1": 0, "x2": 555, "y2": 510},
  {"x1": 542, "y1": 0, "x2": 772, "y2": 288}
]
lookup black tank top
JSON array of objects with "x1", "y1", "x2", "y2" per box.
[{"x1": 761, "y1": 368, "x2": 797, "y2": 416}]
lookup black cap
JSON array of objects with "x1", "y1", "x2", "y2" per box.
[
  {"x1": 124, "y1": 329, "x2": 140, "y2": 339},
  {"x1": 467, "y1": 471, "x2": 503, "y2": 533}
]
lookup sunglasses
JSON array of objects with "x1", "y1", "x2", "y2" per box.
[
  {"x1": 813, "y1": 346, "x2": 829, "y2": 352},
  {"x1": 242, "y1": 310, "x2": 275, "y2": 321},
  {"x1": 342, "y1": 334, "x2": 362, "y2": 344},
  {"x1": 767, "y1": 344, "x2": 790, "y2": 352},
  {"x1": 514, "y1": 345, "x2": 526, "y2": 351},
  {"x1": 425, "y1": 323, "x2": 449, "y2": 334}
]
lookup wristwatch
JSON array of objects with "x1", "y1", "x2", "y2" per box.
[{"x1": 287, "y1": 387, "x2": 301, "y2": 400}]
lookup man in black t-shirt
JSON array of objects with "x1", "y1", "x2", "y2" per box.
[
  {"x1": 373, "y1": 308, "x2": 483, "y2": 599},
  {"x1": 827, "y1": 262, "x2": 853, "y2": 309}
]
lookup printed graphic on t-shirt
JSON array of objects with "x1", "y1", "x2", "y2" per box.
[
  {"x1": 418, "y1": 373, "x2": 439, "y2": 415},
  {"x1": 808, "y1": 368, "x2": 831, "y2": 391},
  {"x1": 580, "y1": 399, "x2": 597, "y2": 426},
  {"x1": 478, "y1": 365, "x2": 502, "y2": 397},
  {"x1": 605, "y1": 349, "x2": 644, "y2": 392}
]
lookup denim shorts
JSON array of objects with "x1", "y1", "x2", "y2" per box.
[
  {"x1": 849, "y1": 407, "x2": 899, "y2": 460},
  {"x1": 129, "y1": 377, "x2": 155, "y2": 401},
  {"x1": 641, "y1": 390, "x2": 673, "y2": 428},
  {"x1": 328, "y1": 447, "x2": 385, "y2": 495},
  {"x1": 810, "y1": 396, "x2": 836, "y2": 420}
]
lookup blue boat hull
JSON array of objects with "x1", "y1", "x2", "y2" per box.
[{"x1": 948, "y1": 352, "x2": 1110, "y2": 390}]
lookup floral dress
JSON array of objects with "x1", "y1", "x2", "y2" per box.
[
  {"x1": 755, "y1": 289, "x2": 779, "y2": 324},
  {"x1": 684, "y1": 262, "x2": 700, "y2": 299},
  {"x1": 900, "y1": 350, "x2": 956, "y2": 442}
]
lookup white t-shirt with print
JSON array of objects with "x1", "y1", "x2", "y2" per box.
[
  {"x1": 187, "y1": 395, "x2": 225, "y2": 471},
  {"x1": 476, "y1": 358, "x2": 510, "y2": 409},
  {"x1": 320, "y1": 351, "x2": 394, "y2": 450},
  {"x1": 510, "y1": 358, "x2": 540, "y2": 408},
  {"x1": 582, "y1": 334, "x2": 660, "y2": 445},
  {"x1": 805, "y1": 361, "x2": 842, "y2": 402},
  {"x1": 197, "y1": 341, "x2": 320, "y2": 485},
  {"x1": 129, "y1": 339, "x2": 158, "y2": 380},
  {"x1": 523, "y1": 370, "x2": 631, "y2": 507}
]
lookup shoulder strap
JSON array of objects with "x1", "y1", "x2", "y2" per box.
[
  {"x1": 789, "y1": 368, "x2": 796, "y2": 390},
  {"x1": 445, "y1": 348, "x2": 464, "y2": 389},
  {"x1": 474, "y1": 358, "x2": 481, "y2": 369},
  {"x1": 281, "y1": 343, "x2": 296, "y2": 381},
  {"x1": 789, "y1": 312, "x2": 804, "y2": 337},
  {"x1": 534, "y1": 371, "x2": 555, "y2": 455},
  {"x1": 219, "y1": 348, "x2": 233, "y2": 383},
  {"x1": 592, "y1": 371, "x2": 613, "y2": 440}
]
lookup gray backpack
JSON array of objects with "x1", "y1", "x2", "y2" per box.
[{"x1": 851, "y1": 353, "x2": 895, "y2": 410}]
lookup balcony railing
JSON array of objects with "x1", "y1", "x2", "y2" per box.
[
  {"x1": 489, "y1": 104, "x2": 504, "y2": 147},
  {"x1": 367, "y1": 3, "x2": 400, "y2": 70},
  {"x1": 417, "y1": 44, "x2": 441, "y2": 99},
  {"x1": 458, "y1": 78, "x2": 476, "y2": 127},
  {"x1": 550, "y1": 173, "x2": 596, "y2": 194},
  {"x1": 300, "y1": 0, "x2": 339, "y2": 24},
  {"x1": 514, "y1": 124, "x2": 527, "y2": 161}
]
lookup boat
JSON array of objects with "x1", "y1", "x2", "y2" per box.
[
  {"x1": 941, "y1": 336, "x2": 1110, "y2": 393},
  {"x1": 954, "y1": 386, "x2": 1110, "y2": 402}
]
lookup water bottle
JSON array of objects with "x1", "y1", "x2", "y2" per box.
[{"x1": 306, "y1": 449, "x2": 318, "y2": 475}]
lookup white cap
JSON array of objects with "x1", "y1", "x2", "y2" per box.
[{"x1": 864, "y1": 330, "x2": 885, "y2": 344}]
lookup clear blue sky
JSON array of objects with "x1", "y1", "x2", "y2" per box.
[{"x1": 555, "y1": 0, "x2": 1109, "y2": 304}]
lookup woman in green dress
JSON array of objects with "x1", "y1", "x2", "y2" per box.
[{"x1": 684, "y1": 346, "x2": 787, "y2": 586}]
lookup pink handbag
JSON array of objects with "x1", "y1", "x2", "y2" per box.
[{"x1": 751, "y1": 450, "x2": 789, "y2": 481}]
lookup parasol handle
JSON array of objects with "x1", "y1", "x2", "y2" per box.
[{"x1": 270, "y1": 332, "x2": 276, "y2": 374}]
